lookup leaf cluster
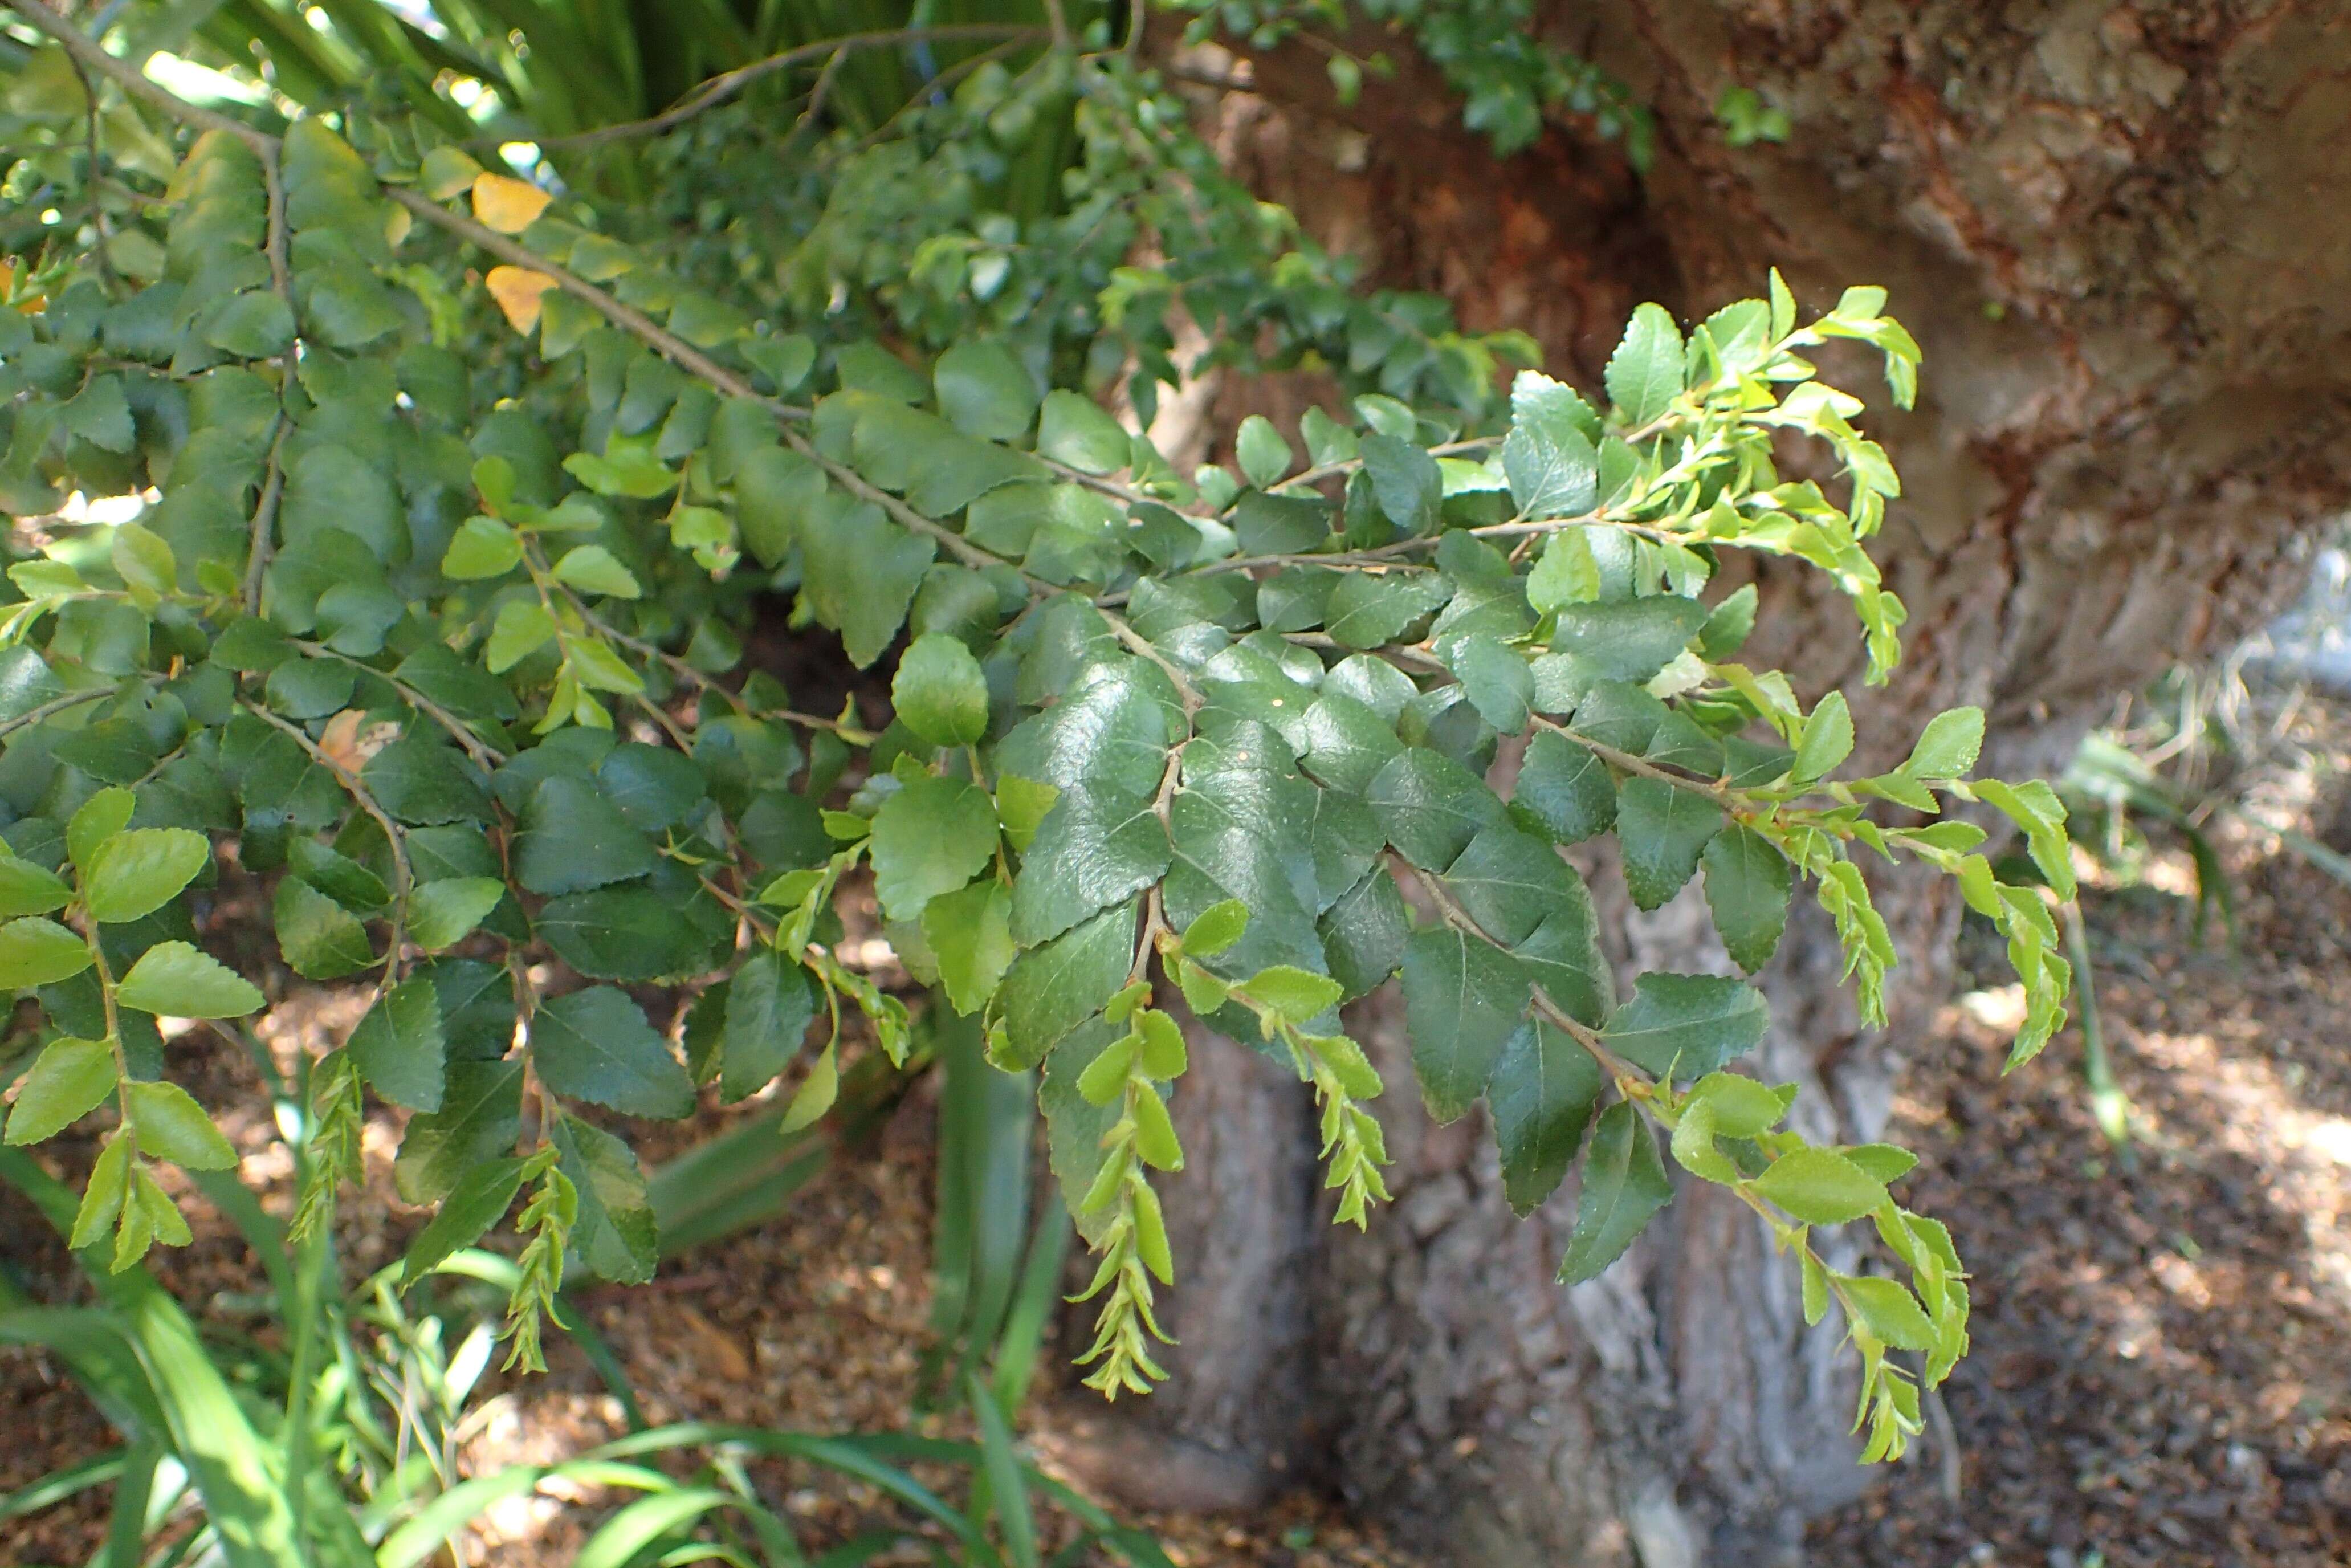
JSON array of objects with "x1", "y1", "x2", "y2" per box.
[{"x1": 0, "y1": 0, "x2": 2068, "y2": 1463}]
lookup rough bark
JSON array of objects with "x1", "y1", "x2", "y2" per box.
[{"x1": 1073, "y1": 3, "x2": 2351, "y2": 1561}]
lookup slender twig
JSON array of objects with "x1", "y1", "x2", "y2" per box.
[
  {"x1": 63, "y1": 53, "x2": 121, "y2": 295},
  {"x1": 1527, "y1": 712, "x2": 1739, "y2": 810},
  {"x1": 292, "y1": 640, "x2": 507, "y2": 768},
  {"x1": 506, "y1": 26, "x2": 1048, "y2": 152},
  {"x1": 0, "y1": 683, "x2": 125, "y2": 743},
  {"x1": 241, "y1": 416, "x2": 288, "y2": 613},
  {"x1": 1041, "y1": 0, "x2": 1073, "y2": 52}
]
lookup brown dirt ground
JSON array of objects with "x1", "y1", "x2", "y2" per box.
[{"x1": 12, "y1": 715, "x2": 2351, "y2": 1566}]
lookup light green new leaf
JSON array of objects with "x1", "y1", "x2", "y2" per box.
[
  {"x1": 870, "y1": 774, "x2": 1000, "y2": 922},
  {"x1": 408, "y1": 877, "x2": 507, "y2": 951},
  {"x1": 551, "y1": 544, "x2": 643, "y2": 600},
  {"x1": 0, "y1": 917, "x2": 93, "y2": 989},
  {"x1": 1792, "y1": 690, "x2": 1855, "y2": 782},
  {"x1": 1904, "y1": 706, "x2": 1984, "y2": 779},
  {"x1": 924, "y1": 878, "x2": 1017, "y2": 1016},
  {"x1": 123, "y1": 1080, "x2": 237, "y2": 1170},
  {"x1": 3, "y1": 1037, "x2": 116, "y2": 1146},
  {"x1": 441, "y1": 515, "x2": 523, "y2": 579},
  {"x1": 115, "y1": 941, "x2": 265, "y2": 1017},
  {"x1": 1751, "y1": 1146, "x2": 1888, "y2": 1225},
  {"x1": 1604, "y1": 302, "x2": 1685, "y2": 428},
  {"x1": 0, "y1": 854, "x2": 72, "y2": 918},
  {"x1": 893, "y1": 632, "x2": 991, "y2": 747},
  {"x1": 84, "y1": 828, "x2": 209, "y2": 924},
  {"x1": 68, "y1": 787, "x2": 135, "y2": 873}
]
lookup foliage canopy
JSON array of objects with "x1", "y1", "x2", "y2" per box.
[{"x1": 1, "y1": 0, "x2": 2070, "y2": 1473}]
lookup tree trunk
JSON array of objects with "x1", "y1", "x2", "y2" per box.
[{"x1": 1063, "y1": 3, "x2": 2351, "y2": 1560}]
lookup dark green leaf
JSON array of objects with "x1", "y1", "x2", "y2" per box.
[
  {"x1": 531, "y1": 986, "x2": 695, "y2": 1119},
  {"x1": 1514, "y1": 730, "x2": 1616, "y2": 844},
  {"x1": 1549, "y1": 597, "x2": 1707, "y2": 684},
  {"x1": 400, "y1": 1156, "x2": 527, "y2": 1285},
  {"x1": 1702, "y1": 826, "x2": 1792, "y2": 972},
  {"x1": 551, "y1": 1115, "x2": 659, "y2": 1284},
  {"x1": 1501, "y1": 419, "x2": 1597, "y2": 520},
  {"x1": 347, "y1": 979, "x2": 446, "y2": 1111},
  {"x1": 1360, "y1": 432, "x2": 1440, "y2": 534},
  {"x1": 594, "y1": 743, "x2": 707, "y2": 833},
  {"x1": 1320, "y1": 866, "x2": 1408, "y2": 999},
  {"x1": 1011, "y1": 785, "x2": 1168, "y2": 945},
  {"x1": 1400, "y1": 925, "x2": 1527, "y2": 1122},
  {"x1": 1615, "y1": 777, "x2": 1722, "y2": 911},
  {"x1": 718, "y1": 948, "x2": 815, "y2": 1103},
  {"x1": 537, "y1": 884, "x2": 726, "y2": 981},
  {"x1": 1490, "y1": 1021, "x2": 1603, "y2": 1215},
  {"x1": 515, "y1": 775, "x2": 658, "y2": 895},
  {"x1": 362, "y1": 736, "x2": 492, "y2": 826},
  {"x1": 274, "y1": 877, "x2": 373, "y2": 980},
  {"x1": 1366, "y1": 748, "x2": 1503, "y2": 870},
  {"x1": 1557, "y1": 1101, "x2": 1671, "y2": 1282},
  {"x1": 1600, "y1": 971, "x2": 1769, "y2": 1081},
  {"x1": 1323, "y1": 571, "x2": 1449, "y2": 651},
  {"x1": 991, "y1": 901, "x2": 1134, "y2": 1070},
  {"x1": 395, "y1": 1057, "x2": 522, "y2": 1204}
]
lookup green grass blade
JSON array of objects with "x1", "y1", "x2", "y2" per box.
[
  {"x1": 964, "y1": 1371, "x2": 1037, "y2": 1568},
  {"x1": 0, "y1": 1447, "x2": 127, "y2": 1525},
  {"x1": 574, "y1": 1486, "x2": 740, "y2": 1568}
]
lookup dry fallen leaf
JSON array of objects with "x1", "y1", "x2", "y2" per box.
[
  {"x1": 317, "y1": 709, "x2": 403, "y2": 774},
  {"x1": 485, "y1": 265, "x2": 559, "y2": 334},
  {"x1": 471, "y1": 172, "x2": 553, "y2": 234}
]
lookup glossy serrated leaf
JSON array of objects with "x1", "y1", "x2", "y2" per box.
[
  {"x1": 1702, "y1": 825, "x2": 1792, "y2": 972},
  {"x1": 3, "y1": 1036, "x2": 116, "y2": 1146},
  {"x1": 531, "y1": 986, "x2": 695, "y2": 1119},
  {"x1": 1600, "y1": 971, "x2": 1769, "y2": 1081},
  {"x1": 1615, "y1": 777, "x2": 1722, "y2": 911},
  {"x1": 123, "y1": 1080, "x2": 236, "y2": 1170},
  {"x1": 348, "y1": 978, "x2": 446, "y2": 1111},
  {"x1": 1558, "y1": 1101, "x2": 1672, "y2": 1282},
  {"x1": 1490, "y1": 1020, "x2": 1602, "y2": 1215},
  {"x1": 1401, "y1": 925, "x2": 1527, "y2": 1122}
]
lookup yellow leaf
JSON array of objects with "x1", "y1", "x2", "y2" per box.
[
  {"x1": 471, "y1": 172, "x2": 551, "y2": 234},
  {"x1": 485, "y1": 266, "x2": 557, "y2": 333}
]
